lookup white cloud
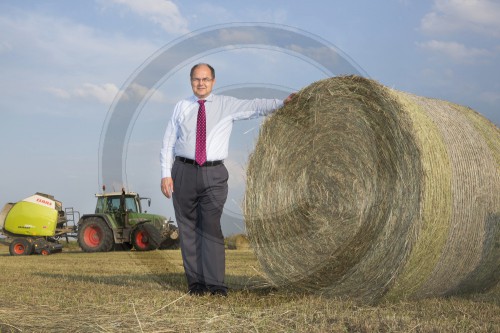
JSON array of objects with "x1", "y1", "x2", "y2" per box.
[
  {"x1": 0, "y1": 11, "x2": 159, "y2": 71},
  {"x1": 104, "y1": 0, "x2": 189, "y2": 35},
  {"x1": 46, "y1": 83, "x2": 119, "y2": 105},
  {"x1": 0, "y1": 10, "x2": 164, "y2": 116},
  {"x1": 75, "y1": 83, "x2": 120, "y2": 104},
  {"x1": 126, "y1": 83, "x2": 166, "y2": 103},
  {"x1": 421, "y1": 0, "x2": 500, "y2": 37},
  {"x1": 45, "y1": 87, "x2": 71, "y2": 99},
  {"x1": 417, "y1": 40, "x2": 492, "y2": 63},
  {"x1": 47, "y1": 82, "x2": 165, "y2": 105}
]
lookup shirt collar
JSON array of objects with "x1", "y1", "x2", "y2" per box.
[{"x1": 191, "y1": 93, "x2": 214, "y2": 102}]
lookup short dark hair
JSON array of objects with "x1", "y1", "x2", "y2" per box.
[{"x1": 190, "y1": 63, "x2": 215, "y2": 79}]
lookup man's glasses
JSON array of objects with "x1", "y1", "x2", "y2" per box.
[{"x1": 191, "y1": 77, "x2": 213, "y2": 83}]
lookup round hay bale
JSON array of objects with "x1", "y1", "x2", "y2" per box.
[
  {"x1": 235, "y1": 234, "x2": 250, "y2": 250},
  {"x1": 244, "y1": 75, "x2": 500, "y2": 304},
  {"x1": 225, "y1": 234, "x2": 250, "y2": 250}
]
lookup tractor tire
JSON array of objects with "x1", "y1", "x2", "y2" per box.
[
  {"x1": 132, "y1": 224, "x2": 162, "y2": 251},
  {"x1": 78, "y1": 218, "x2": 114, "y2": 252},
  {"x1": 9, "y1": 238, "x2": 33, "y2": 256}
]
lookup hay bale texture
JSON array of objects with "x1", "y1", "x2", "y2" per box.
[{"x1": 244, "y1": 75, "x2": 500, "y2": 303}]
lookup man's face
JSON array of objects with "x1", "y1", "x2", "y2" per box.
[{"x1": 190, "y1": 65, "x2": 215, "y2": 99}]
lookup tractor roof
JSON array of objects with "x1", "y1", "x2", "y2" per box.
[{"x1": 95, "y1": 192, "x2": 139, "y2": 197}]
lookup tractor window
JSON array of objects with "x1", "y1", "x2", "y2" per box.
[
  {"x1": 95, "y1": 198, "x2": 105, "y2": 213},
  {"x1": 107, "y1": 197, "x2": 138, "y2": 212},
  {"x1": 124, "y1": 197, "x2": 138, "y2": 212},
  {"x1": 95, "y1": 196, "x2": 138, "y2": 213},
  {"x1": 108, "y1": 199, "x2": 121, "y2": 211}
]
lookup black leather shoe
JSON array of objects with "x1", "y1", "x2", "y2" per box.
[
  {"x1": 211, "y1": 289, "x2": 228, "y2": 297},
  {"x1": 188, "y1": 287, "x2": 207, "y2": 296}
]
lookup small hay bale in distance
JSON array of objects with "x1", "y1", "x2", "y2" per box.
[
  {"x1": 244, "y1": 75, "x2": 500, "y2": 304},
  {"x1": 225, "y1": 234, "x2": 250, "y2": 250},
  {"x1": 235, "y1": 234, "x2": 250, "y2": 250}
]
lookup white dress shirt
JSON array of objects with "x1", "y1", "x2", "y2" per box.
[{"x1": 160, "y1": 93, "x2": 283, "y2": 178}]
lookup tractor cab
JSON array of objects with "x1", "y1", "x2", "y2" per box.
[{"x1": 95, "y1": 192, "x2": 150, "y2": 214}]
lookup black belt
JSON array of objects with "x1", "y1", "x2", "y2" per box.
[{"x1": 176, "y1": 156, "x2": 223, "y2": 167}]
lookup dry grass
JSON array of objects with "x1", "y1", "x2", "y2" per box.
[{"x1": 0, "y1": 243, "x2": 498, "y2": 332}]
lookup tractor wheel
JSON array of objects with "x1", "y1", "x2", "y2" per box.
[
  {"x1": 78, "y1": 218, "x2": 114, "y2": 252},
  {"x1": 9, "y1": 238, "x2": 33, "y2": 256},
  {"x1": 132, "y1": 224, "x2": 162, "y2": 251}
]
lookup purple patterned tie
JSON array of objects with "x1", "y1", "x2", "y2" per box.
[{"x1": 195, "y1": 100, "x2": 206, "y2": 166}]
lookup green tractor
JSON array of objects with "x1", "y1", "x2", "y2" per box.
[{"x1": 77, "y1": 189, "x2": 179, "y2": 252}]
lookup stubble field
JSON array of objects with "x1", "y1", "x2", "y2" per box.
[{"x1": 0, "y1": 243, "x2": 498, "y2": 332}]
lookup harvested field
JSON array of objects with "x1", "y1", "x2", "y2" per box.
[{"x1": 0, "y1": 243, "x2": 498, "y2": 332}]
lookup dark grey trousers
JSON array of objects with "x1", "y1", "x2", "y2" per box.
[{"x1": 171, "y1": 160, "x2": 228, "y2": 292}]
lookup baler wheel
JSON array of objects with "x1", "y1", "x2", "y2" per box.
[{"x1": 9, "y1": 238, "x2": 33, "y2": 256}]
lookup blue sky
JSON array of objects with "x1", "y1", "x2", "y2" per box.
[{"x1": 1, "y1": 0, "x2": 499, "y2": 235}]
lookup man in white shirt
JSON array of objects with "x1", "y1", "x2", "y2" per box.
[{"x1": 160, "y1": 63, "x2": 293, "y2": 296}]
